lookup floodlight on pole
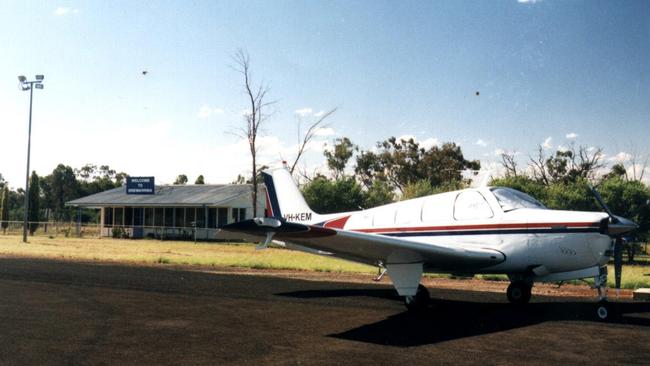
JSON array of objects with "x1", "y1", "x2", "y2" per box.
[{"x1": 18, "y1": 74, "x2": 45, "y2": 243}]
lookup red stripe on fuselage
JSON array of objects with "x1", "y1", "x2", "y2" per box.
[
  {"x1": 354, "y1": 222, "x2": 600, "y2": 234},
  {"x1": 323, "y1": 215, "x2": 351, "y2": 229}
]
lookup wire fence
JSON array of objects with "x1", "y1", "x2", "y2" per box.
[{"x1": 0, "y1": 220, "x2": 242, "y2": 242}]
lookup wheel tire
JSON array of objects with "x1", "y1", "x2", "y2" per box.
[
  {"x1": 507, "y1": 281, "x2": 532, "y2": 305},
  {"x1": 595, "y1": 300, "x2": 618, "y2": 321},
  {"x1": 404, "y1": 284, "x2": 430, "y2": 312}
]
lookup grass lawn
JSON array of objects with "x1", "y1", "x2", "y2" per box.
[{"x1": 0, "y1": 234, "x2": 648, "y2": 289}]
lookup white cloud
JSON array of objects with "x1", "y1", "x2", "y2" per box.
[
  {"x1": 557, "y1": 145, "x2": 569, "y2": 153},
  {"x1": 420, "y1": 138, "x2": 440, "y2": 150},
  {"x1": 475, "y1": 139, "x2": 488, "y2": 147},
  {"x1": 313, "y1": 110, "x2": 325, "y2": 118},
  {"x1": 517, "y1": 0, "x2": 542, "y2": 3},
  {"x1": 542, "y1": 136, "x2": 553, "y2": 149},
  {"x1": 295, "y1": 108, "x2": 313, "y2": 117},
  {"x1": 494, "y1": 148, "x2": 505, "y2": 156},
  {"x1": 608, "y1": 151, "x2": 633, "y2": 163},
  {"x1": 54, "y1": 7, "x2": 78, "y2": 16},
  {"x1": 565, "y1": 132, "x2": 578, "y2": 140},
  {"x1": 197, "y1": 105, "x2": 224, "y2": 119},
  {"x1": 313, "y1": 127, "x2": 335, "y2": 137}
]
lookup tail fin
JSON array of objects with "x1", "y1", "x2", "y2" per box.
[{"x1": 262, "y1": 169, "x2": 315, "y2": 221}]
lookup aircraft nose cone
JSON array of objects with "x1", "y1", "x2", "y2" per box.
[{"x1": 608, "y1": 215, "x2": 638, "y2": 236}]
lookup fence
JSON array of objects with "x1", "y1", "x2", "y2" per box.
[{"x1": 0, "y1": 220, "x2": 241, "y2": 242}]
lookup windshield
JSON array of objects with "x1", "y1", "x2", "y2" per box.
[{"x1": 490, "y1": 187, "x2": 546, "y2": 212}]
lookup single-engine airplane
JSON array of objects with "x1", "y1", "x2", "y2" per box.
[{"x1": 223, "y1": 168, "x2": 637, "y2": 319}]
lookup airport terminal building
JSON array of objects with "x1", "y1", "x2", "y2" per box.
[{"x1": 67, "y1": 184, "x2": 266, "y2": 240}]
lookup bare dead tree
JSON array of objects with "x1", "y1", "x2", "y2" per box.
[
  {"x1": 573, "y1": 145, "x2": 604, "y2": 182},
  {"x1": 232, "y1": 49, "x2": 275, "y2": 217},
  {"x1": 529, "y1": 145, "x2": 549, "y2": 185},
  {"x1": 628, "y1": 147, "x2": 649, "y2": 182},
  {"x1": 289, "y1": 108, "x2": 337, "y2": 175},
  {"x1": 499, "y1": 151, "x2": 519, "y2": 177}
]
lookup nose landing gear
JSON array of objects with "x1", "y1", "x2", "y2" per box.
[{"x1": 594, "y1": 266, "x2": 616, "y2": 321}]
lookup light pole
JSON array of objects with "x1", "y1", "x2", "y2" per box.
[{"x1": 18, "y1": 74, "x2": 44, "y2": 243}]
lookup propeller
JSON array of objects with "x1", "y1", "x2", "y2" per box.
[{"x1": 589, "y1": 186, "x2": 638, "y2": 290}]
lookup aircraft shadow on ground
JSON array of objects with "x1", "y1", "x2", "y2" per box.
[{"x1": 278, "y1": 288, "x2": 650, "y2": 347}]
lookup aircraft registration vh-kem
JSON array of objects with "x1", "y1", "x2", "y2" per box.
[{"x1": 222, "y1": 168, "x2": 637, "y2": 320}]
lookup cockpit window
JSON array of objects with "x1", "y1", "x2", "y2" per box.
[{"x1": 490, "y1": 187, "x2": 546, "y2": 212}]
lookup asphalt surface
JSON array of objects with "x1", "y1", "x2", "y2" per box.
[{"x1": 0, "y1": 257, "x2": 648, "y2": 365}]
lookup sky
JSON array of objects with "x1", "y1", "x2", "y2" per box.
[{"x1": 1, "y1": 0, "x2": 649, "y2": 188}]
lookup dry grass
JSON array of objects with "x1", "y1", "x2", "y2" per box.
[{"x1": 0, "y1": 234, "x2": 648, "y2": 289}]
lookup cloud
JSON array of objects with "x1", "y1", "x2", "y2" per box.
[
  {"x1": 542, "y1": 136, "x2": 553, "y2": 149},
  {"x1": 313, "y1": 110, "x2": 325, "y2": 118},
  {"x1": 54, "y1": 7, "x2": 79, "y2": 16},
  {"x1": 565, "y1": 132, "x2": 578, "y2": 140},
  {"x1": 197, "y1": 105, "x2": 224, "y2": 119},
  {"x1": 494, "y1": 148, "x2": 505, "y2": 156},
  {"x1": 420, "y1": 137, "x2": 440, "y2": 150},
  {"x1": 475, "y1": 139, "x2": 488, "y2": 147},
  {"x1": 557, "y1": 145, "x2": 569, "y2": 153},
  {"x1": 295, "y1": 108, "x2": 313, "y2": 117},
  {"x1": 608, "y1": 151, "x2": 633, "y2": 163},
  {"x1": 517, "y1": 0, "x2": 542, "y2": 3},
  {"x1": 313, "y1": 127, "x2": 335, "y2": 137}
]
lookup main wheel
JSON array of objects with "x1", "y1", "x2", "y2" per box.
[
  {"x1": 507, "y1": 281, "x2": 532, "y2": 305},
  {"x1": 404, "y1": 284, "x2": 430, "y2": 312}
]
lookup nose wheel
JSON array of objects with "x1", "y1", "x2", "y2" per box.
[
  {"x1": 404, "y1": 284, "x2": 430, "y2": 312},
  {"x1": 507, "y1": 280, "x2": 532, "y2": 305}
]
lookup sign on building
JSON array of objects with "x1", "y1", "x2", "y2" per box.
[{"x1": 126, "y1": 177, "x2": 155, "y2": 195}]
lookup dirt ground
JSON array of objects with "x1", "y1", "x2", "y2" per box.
[{"x1": 0, "y1": 257, "x2": 648, "y2": 365}]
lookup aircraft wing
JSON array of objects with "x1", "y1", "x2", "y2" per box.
[{"x1": 221, "y1": 219, "x2": 505, "y2": 271}]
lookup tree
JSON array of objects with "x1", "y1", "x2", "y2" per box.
[
  {"x1": 364, "y1": 180, "x2": 394, "y2": 208},
  {"x1": 42, "y1": 164, "x2": 79, "y2": 221},
  {"x1": 1, "y1": 186, "x2": 8, "y2": 234},
  {"x1": 233, "y1": 49, "x2": 274, "y2": 217},
  {"x1": 324, "y1": 137, "x2": 356, "y2": 179},
  {"x1": 174, "y1": 174, "x2": 188, "y2": 185},
  {"x1": 195, "y1": 175, "x2": 205, "y2": 184},
  {"x1": 529, "y1": 145, "x2": 604, "y2": 185},
  {"x1": 289, "y1": 108, "x2": 337, "y2": 175},
  {"x1": 355, "y1": 137, "x2": 479, "y2": 193},
  {"x1": 302, "y1": 176, "x2": 366, "y2": 214},
  {"x1": 28, "y1": 171, "x2": 40, "y2": 235}
]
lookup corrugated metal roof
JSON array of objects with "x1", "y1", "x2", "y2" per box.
[{"x1": 66, "y1": 184, "x2": 262, "y2": 208}]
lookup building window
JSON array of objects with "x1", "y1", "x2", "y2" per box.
[
  {"x1": 145, "y1": 208, "x2": 154, "y2": 227},
  {"x1": 175, "y1": 208, "x2": 185, "y2": 228},
  {"x1": 114, "y1": 207, "x2": 124, "y2": 226},
  {"x1": 104, "y1": 207, "x2": 113, "y2": 227},
  {"x1": 208, "y1": 208, "x2": 217, "y2": 229},
  {"x1": 218, "y1": 208, "x2": 228, "y2": 227},
  {"x1": 164, "y1": 208, "x2": 174, "y2": 227},
  {"x1": 196, "y1": 207, "x2": 205, "y2": 228},
  {"x1": 155, "y1": 208, "x2": 164, "y2": 227},
  {"x1": 133, "y1": 207, "x2": 143, "y2": 227},
  {"x1": 125, "y1": 207, "x2": 133, "y2": 227},
  {"x1": 231, "y1": 208, "x2": 246, "y2": 223},
  {"x1": 186, "y1": 207, "x2": 195, "y2": 227}
]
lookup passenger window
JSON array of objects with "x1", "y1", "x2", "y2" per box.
[
  {"x1": 421, "y1": 193, "x2": 454, "y2": 223},
  {"x1": 454, "y1": 191, "x2": 493, "y2": 220},
  {"x1": 395, "y1": 199, "x2": 423, "y2": 225}
]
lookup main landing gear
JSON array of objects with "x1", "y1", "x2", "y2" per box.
[
  {"x1": 404, "y1": 284, "x2": 430, "y2": 312},
  {"x1": 506, "y1": 280, "x2": 532, "y2": 305}
]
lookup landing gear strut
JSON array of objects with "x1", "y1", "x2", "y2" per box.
[
  {"x1": 594, "y1": 266, "x2": 615, "y2": 321},
  {"x1": 507, "y1": 280, "x2": 532, "y2": 305},
  {"x1": 404, "y1": 284, "x2": 429, "y2": 312}
]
